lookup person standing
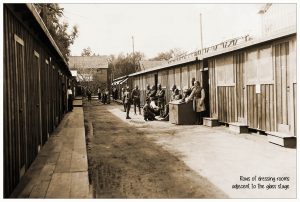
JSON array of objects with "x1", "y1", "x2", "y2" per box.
[
  {"x1": 67, "y1": 85, "x2": 73, "y2": 112},
  {"x1": 124, "y1": 86, "x2": 132, "y2": 119},
  {"x1": 145, "y1": 84, "x2": 151, "y2": 101},
  {"x1": 156, "y1": 84, "x2": 165, "y2": 117},
  {"x1": 185, "y1": 80, "x2": 205, "y2": 124},
  {"x1": 121, "y1": 87, "x2": 126, "y2": 112},
  {"x1": 132, "y1": 85, "x2": 141, "y2": 115},
  {"x1": 149, "y1": 85, "x2": 157, "y2": 103},
  {"x1": 102, "y1": 88, "x2": 108, "y2": 104},
  {"x1": 87, "y1": 88, "x2": 92, "y2": 103},
  {"x1": 97, "y1": 87, "x2": 101, "y2": 102}
]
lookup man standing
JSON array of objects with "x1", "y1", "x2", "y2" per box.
[
  {"x1": 121, "y1": 87, "x2": 126, "y2": 112},
  {"x1": 67, "y1": 85, "x2": 73, "y2": 112},
  {"x1": 145, "y1": 84, "x2": 151, "y2": 101},
  {"x1": 156, "y1": 84, "x2": 165, "y2": 117},
  {"x1": 132, "y1": 85, "x2": 141, "y2": 115},
  {"x1": 124, "y1": 86, "x2": 132, "y2": 119},
  {"x1": 149, "y1": 85, "x2": 157, "y2": 102},
  {"x1": 97, "y1": 87, "x2": 101, "y2": 102}
]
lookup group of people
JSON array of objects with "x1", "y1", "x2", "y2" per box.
[
  {"x1": 97, "y1": 87, "x2": 110, "y2": 104},
  {"x1": 120, "y1": 78, "x2": 206, "y2": 124}
]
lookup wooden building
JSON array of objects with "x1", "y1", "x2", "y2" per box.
[
  {"x1": 68, "y1": 56, "x2": 110, "y2": 94},
  {"x1": 128, "y1": 27, "x2": 296, "y2": 136},
  {"x1": 111, "y1": 75, "x2": 129, "y2": 100},
  {"x1": 3, "y1": 4, "x2": 72, "y2": 197}
]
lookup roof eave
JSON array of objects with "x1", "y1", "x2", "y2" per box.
[{"x1": 26, "y1": 4, "x2": 71, "y2": 74}]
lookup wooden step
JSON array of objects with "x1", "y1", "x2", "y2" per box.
[
  {"x1": 266, "y1": 131, "x2": 296, "y2": 148},
  {"x1": 228, "y1": 122, "x2": 249, "y2": 134},
  {"x1": 203, "y1": 117, "x2": 219, "y2": 127}
]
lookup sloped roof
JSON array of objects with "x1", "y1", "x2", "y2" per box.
[
  {"x1": 139, "y1": 60, "x2": 167, "y2": 70},
  {"x1": 130, "y1": 26, "x2": 296, "y2": 77},
  {"x1": 68, "y1": 56, "x2": 108, "y2": 69}
]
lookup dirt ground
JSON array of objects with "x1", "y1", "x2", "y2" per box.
[{"x1": 83, "y1": 100, "x2": 228, "y2": 198}]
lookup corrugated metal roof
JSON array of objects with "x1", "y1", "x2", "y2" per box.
[
  {"x1": 129, "y1": 26, "x2": 296, "y2": 77},
  {"x1": 139, "y1": 60, "x2": 167, "y2": 70}
]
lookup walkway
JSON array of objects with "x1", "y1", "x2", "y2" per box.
[{"x1": 10, "y1": 103, "x2": 90, "y2": 198}]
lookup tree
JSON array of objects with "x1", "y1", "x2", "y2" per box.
[
  {"x1": 34, "y1": 3, "x2": 79, "y2": 60},
  {"x1": 81, "y1": 47, "x2": 92, "y2": 56},
  {"x1": 150, "y1": 48, "x2": 186, "y2": 61},
  {"x1": 108, "y1": 51, "x2": 145, "y2": 79}
]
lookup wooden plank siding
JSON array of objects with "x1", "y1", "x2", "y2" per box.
[
  {"x1": 234, "y1": 53, "x2": 245, "y2": 122},
  {"x1": 129, "y1": 61, "x2": 204, "y2": 107},
  {"x1": 4, "y1": 5, "x2": 71, "y2": 197},
  {"x1": 217, "y1": 86, "x2": 236, "y2": 123},
  {"x1": 127, "y1": 35, "x2": 296, "y2": 136},
  {"x1": 246, "y1": 84, "x2": 275, "y2": 131},
  {"x1": 208, "y1": 59, "x2": 217, "y2": 118}
]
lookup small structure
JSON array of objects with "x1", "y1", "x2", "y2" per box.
[{"x1": 68, "y1": 56, "x2": 110, "y2": 95}]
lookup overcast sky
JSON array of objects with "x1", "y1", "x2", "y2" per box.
[{"x1": 61, "y1": 3, "x2": 262, "y2": 58}]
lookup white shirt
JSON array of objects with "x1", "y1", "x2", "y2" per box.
[
  {"x1": 150, "y1": 101, "x2": 159, "y2": 110},
  {"x1": 68, "y1": 89, "x2": 72, "y2": 95}
]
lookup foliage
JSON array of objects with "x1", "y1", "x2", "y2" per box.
[
  {"x1": 108, "y1": 51, "x2": 145, "y2": 79},
  {"x1": 34, "y1": 3, "x2": 78, "y2": 60},
  {"x1": 81, "y1": 47, "x2": 92, "y2": 56},
  {"x1": 149, "y1": 48, "x2": 186, "y2": 61}
]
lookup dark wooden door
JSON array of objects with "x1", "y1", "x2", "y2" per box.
[
  {"x1": 14, "y1": 35, "x2": 27, "y2": 178},
  {"x1": 202, "y1": 63, "x2": 209, "y2": 118},
  {"x1": 33, "y1": 51, "x2": 42, "y2": 151}
]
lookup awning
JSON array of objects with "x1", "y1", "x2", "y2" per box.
[{"x1": 119, "y1": 78, "x2": 128, "y2": 85}]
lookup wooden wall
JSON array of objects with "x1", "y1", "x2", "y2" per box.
[
  {"x1": 130, "y1": 61, "x2": 203, "y2": 106},
  {"x1": 4, "y1": 5, "x2": 70, "y2": 197},
  {"x1": 208, "y1": 35, "x2": 296, "y2": 135}
]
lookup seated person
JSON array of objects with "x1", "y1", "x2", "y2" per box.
[
  {"x1": 143, "y1": 99, "x2": 156, "y2": 121},
  {"x1": 150, "y1": 97, "x2": 160, "y2": 116},
  {"x1": 162, "y1": 88, "x2": 182, "y2": 121},
  {"x1": 180, "y1": 87, "x2": 192, "y2": 103}
]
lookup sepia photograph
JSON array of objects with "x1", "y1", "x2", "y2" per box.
[{"x1": 2, "y1": 0, "x2": 298, "y2": 199}]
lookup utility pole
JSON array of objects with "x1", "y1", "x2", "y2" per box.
[
  {"x1": 132, "y1": 36, "x2": 137, "y2": 71},
  {"x1": 132, "y1": 36, "x2": 135, "y2": 54},
  {"x1": 200, "y1": 13, "x2": 204, "y2": 54}
]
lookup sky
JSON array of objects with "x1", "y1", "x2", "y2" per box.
[{"x1": 60, "y1": 3, "x2": 262, "y2": 58}]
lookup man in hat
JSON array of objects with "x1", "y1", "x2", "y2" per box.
[
  {"x1": 145, "y1": 84, "x2": 151, "y2": 101},
  {"x1": 156, "y1": 83, "x2": 165, "y2": 117},
  {"x1": 124, "y1": 86, "x2": 132, "y2": 119},
  {"x1": 132, "y1": 85, "x2": 141, "y2": 115}
]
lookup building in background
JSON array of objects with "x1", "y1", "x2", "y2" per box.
[{"x1": 68, "y1": 56, "x2": 110, "y2": 95}]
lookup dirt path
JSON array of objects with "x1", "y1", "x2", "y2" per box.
[{"x1": 83, "y1": 100, "x2": 227, "y2": 198}]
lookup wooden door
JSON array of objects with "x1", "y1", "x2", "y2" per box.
[
  {"x1": 208, "y1": 59, "x2": 217, "y2": 118},
  {"x1": 274, "y1": 42, "x2": 290, "y2": 132},
  {"x1": 33, "y1": 51, "x2": 42, "y2": 152},
  {"x1": 234, "y1": 52, "x2": 245, "y2": 123},
  {"x1": 14, "y1": 34, "x2": 27, "y2": 178},
  {"x1": 202, "y1": 61, "x2": 209, "y2": 117}
]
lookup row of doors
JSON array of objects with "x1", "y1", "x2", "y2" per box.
[{"x1": 208, "y1": 41, "x2": 295, "y2": 135}]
